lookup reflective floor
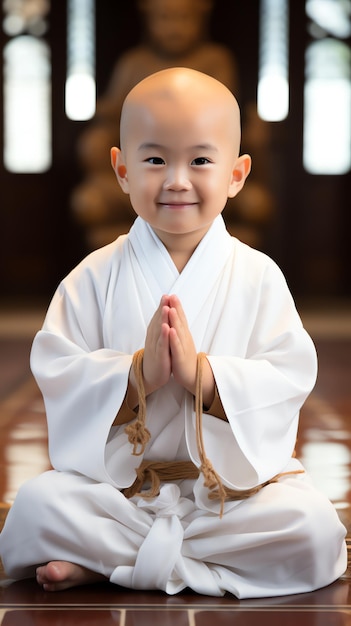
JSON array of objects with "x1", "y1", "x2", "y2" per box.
[{"x1": 1, "y1": 304, "x2": 351, "y2": 625}]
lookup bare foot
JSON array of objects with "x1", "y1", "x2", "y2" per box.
[{"x1": 36, "y1": 561, "x2": 107, "y2": 591}]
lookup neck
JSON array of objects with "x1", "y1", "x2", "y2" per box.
[{"x1": 153, "y1": 226, "x2": 211, "y2": 272}]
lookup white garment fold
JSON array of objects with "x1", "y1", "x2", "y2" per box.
[
  {"x1": 0, "y1": 216, "x2": 346, "y2": 597},
  {"x1": 1, "y1": 474, "x2": 346, "y2": 598}
]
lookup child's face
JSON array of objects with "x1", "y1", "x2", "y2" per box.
[{"x1": 113, "y1": 69, "x2": 250, "y2": 250}]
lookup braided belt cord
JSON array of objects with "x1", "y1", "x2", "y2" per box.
[
  {"x1": 124, "y1": 349, "x2": 150, "y2": 455},
  {"x1": 124, "y1": 350, "x2": 304, "y2": 517}
]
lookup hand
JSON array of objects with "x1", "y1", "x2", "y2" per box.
[
  {"x1": 141, "y1": 294, "x2": 198, "y2": 396},
  {"x1": 167, "y1": 294, "x2": 198, "y2": 395},
  {"x1": 142, "y1": 295, "x2": 172, "y2": 394},
  {"x1": 139, "y1": 294, "x2": 215, "y2": 407}
]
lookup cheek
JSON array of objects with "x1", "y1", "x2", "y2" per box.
[
  {"x1": 202, "y1": 171, "x2": 232, "y2": 195},
  {"x1": 127, "y1": 172, "x2": 155, "y2": 206},
  {"x1": 207, "y1": 174, "x2": 235, "y2": 209},
  {"x1": 126, "y1": 169, "x2": 146, "y2": 190}
]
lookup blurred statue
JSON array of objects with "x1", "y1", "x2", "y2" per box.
[{"x1": 71, "y1": 0, "x2": 273, "y2": 250}]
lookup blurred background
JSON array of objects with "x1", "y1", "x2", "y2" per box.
[{"x1": 0, "y1": 0, "x2": 350, "y2": 308}]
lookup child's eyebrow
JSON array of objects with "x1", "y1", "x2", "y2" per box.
[
  {"x1": 138, "y1": 142, "x2": 164, "y2": 151},
  {"x1": 192, "y1": 144, "x2": 219, "y2": 152},
  {"x1": 137, "y1": 142, "x2": 218, "y2": 152}
]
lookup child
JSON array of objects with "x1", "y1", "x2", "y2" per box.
[{"x1": 0, "y1": 68, "x2": 346, "y2": 598}]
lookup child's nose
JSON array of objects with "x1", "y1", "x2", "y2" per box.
[{"x1": 163, "y1": 165, "x2": 192, "y2": 190}]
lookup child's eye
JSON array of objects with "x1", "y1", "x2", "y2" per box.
[
  {"x1": 191, "y1": 157, "x2": 211, "y2": 165},
  {"x1": 145, "y1": 157, "x2": 165, "y2": 165}
]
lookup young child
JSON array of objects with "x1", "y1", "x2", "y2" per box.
[{"x1": 0, "y1": 68, "x2": 346, "y2": 598}]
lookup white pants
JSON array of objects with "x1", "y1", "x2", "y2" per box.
[{"x1": 0, "y1": 470, "x2": 347, "y2": 598}]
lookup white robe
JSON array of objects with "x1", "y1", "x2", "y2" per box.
[{"x1": 0, "y1": 216, "x2": 346, "y2": 597}]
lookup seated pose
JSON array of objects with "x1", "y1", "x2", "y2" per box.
[{"x1": 0, "y1": 67, "x2": 346, "y2": 598}]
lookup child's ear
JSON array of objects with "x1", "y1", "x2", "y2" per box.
[
  {"x1": 110, "y1": 147, "x2": 129, "y2": 193},
  {"x1": 228, "y1": 154, "x2": 251, "y2": 198}
]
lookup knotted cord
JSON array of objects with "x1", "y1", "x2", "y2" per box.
[
  {"x1": 123, "y1": 459, "x2": 200, "y2": 500},
  {"x1": 124, "y1": 349, "x2": 151, "y2": 455},
  {"x1": 195, "y1": 352, "x2": 228, "y2": 516},
  {"x1": 124, "y1": 349, "x2": 304, "y2": 517}
]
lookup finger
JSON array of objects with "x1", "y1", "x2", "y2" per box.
[
  {"x1": 168, "y1": 295, "x2": 189, "y2": 331},
  {"x1": 168, "y1": 306, "x2": 188, "y2": 349},
  {"x1": 143, "y1": 323, "x2": 171, "y2": 392},
  {"x1": 169, "y1": 327, "x2": 197, "y2": 393}
]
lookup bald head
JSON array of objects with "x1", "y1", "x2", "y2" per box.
[
  {"x1": 119, "y1": 67, "x2": 241, "y2": 157},
  {"x1": 112, "y1": 67, "x2": 251, "y2": 242}
]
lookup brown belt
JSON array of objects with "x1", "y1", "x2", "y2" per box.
[{"x1": 123, "y1": 457, "x2": 303, "y2": 509}]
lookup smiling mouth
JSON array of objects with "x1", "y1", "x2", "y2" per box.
[{"x1": 158, "y1": 202, "x2": 197, "y2": 209}]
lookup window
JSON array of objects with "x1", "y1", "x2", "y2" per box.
[
  {"x1": 2, "y1": 0, "x2": 96, "y2": 172},
  {"x1": 2, "y1": 0, "x2": 51, "y2": 173},
  {"x1": 303, "y1": 0, "x2": 351, "y2": 174},
  {"x1": 258, "y1": 0, "x2": 289, "y2": 121},
  {"x1": 65, "y1": 0, "x2": 96, "y2": 121}
]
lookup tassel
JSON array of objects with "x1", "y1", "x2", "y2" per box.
[
  {"x1": 195, "y1": 352, "x2": 227, "y2": 517},
  {"x1": 194, "y1": 352, "x2": 304, "y2": 517},
  {"x1": 124, "y1": 349, "x2": 151, "y2": 456}
]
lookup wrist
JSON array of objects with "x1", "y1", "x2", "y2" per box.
[{"x1": 200, "y1": 356, "x2": 215, "y2": 408}]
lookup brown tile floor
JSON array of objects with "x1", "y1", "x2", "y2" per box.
[{"x1": 1, "y1": 305, "x2": 351, "y2": 625}]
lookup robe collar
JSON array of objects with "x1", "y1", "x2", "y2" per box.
[{"x1": 128, "y1": 215, "x2": 233, "y2": 329}]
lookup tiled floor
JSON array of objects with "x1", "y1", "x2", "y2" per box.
[
  {"x1": 1, "y1": 578, "x2": 351, "y2": 625},
  {"x1": 1, "y1": 304, "x2": 351, "y2": 625}
]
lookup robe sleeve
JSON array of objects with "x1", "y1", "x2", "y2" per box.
[
  {"x1": 30, "y1": 249, "x2": 140, "y2": 487},
  {"x1": 186, "y1": 256, "x2": 317, "y2": 492}
]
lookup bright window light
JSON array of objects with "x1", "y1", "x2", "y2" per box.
[
  {"x1": 65, "y1": 73, "x2": 96, "y2": 120},
  {"x1": 303, "y1": 39, "x2": 351, "y2": 174},
  {"x1": 306, "y1": 0, "x2": 351, "y2": 39},
  {"x1": 65, "y1": 0, "x2": 96, "y2": 121},
  {"x1": 258, "y1": 0, "x2": 289, "y2": 121},
  {"x1": 3, "y1": 36, "x2": 51, "y2": 173}
]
